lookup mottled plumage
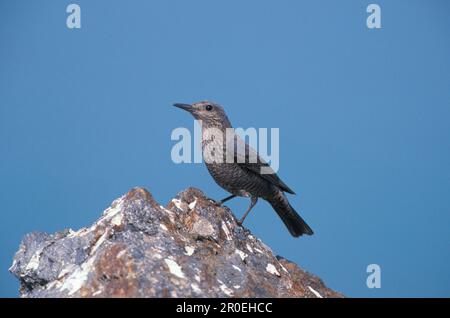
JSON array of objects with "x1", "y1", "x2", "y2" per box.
[{"x1": 173, "y1": 101, "x2": 313, "y2": 237}]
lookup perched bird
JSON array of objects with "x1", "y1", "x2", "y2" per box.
[{"x1": 173, "y1": 101, "x2": 313, "y2": 237}]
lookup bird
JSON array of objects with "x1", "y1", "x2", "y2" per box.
[{"x1": 173, "y1": 101, "x2": 313, "y2": 237}]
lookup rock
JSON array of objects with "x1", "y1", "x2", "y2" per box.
[{"x1": 9, "y1": 187, "x2": 343, "y2": 298}]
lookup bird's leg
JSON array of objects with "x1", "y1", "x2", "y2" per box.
[
  {"x1": 215, "y1": 194, "x2": 236, "y2": 206},
  {"x1": 237, "y1": 197, "x2": 258, "y2": 225}
]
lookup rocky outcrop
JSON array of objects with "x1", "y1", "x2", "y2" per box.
[{"x1": 10, "y1": 187, "x2": 342, "y2": 298}]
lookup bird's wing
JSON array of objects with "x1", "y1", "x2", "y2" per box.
[{"x1": 228, "y1": 134, "x2": 295, "y2": 194}]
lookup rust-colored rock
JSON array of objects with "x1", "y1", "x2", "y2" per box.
[{"x1": 10, "y1": 187, "x2": 342, "y2": 298}]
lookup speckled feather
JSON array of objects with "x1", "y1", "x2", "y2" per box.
[{"x1": 176, "y1": 101, "x2": 313, "y2": 237}]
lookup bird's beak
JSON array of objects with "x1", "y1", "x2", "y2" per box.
[{"x1": 173, "y1": 103, "x2": 193, "y2": 112}]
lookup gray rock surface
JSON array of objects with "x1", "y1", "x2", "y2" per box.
[{"x1": 10, "y1": 187, "x2": 342, "y2": 298}]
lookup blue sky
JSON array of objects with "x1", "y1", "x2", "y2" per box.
[{"x1": 1, "y1": 0, "x2": 449, "y2": 297}]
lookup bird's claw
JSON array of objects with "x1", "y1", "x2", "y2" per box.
[{"x1": 208, "y1": 199, "x2": 222, "y2": 206}]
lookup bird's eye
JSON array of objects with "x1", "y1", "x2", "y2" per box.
[{"x1": 205, "y1": 105, "x2": 213, "y2": 111}]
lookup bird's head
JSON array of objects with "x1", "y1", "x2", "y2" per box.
[{"x1": 173, "y1": 101, "x2": 231, "y2": 127}]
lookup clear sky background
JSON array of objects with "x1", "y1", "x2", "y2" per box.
[{"x1": 1, "y1": 0, "x2": 449, "y2": 297}]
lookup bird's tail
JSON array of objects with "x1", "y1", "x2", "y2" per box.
[{"x1": 268, "y1": 191, "x2": 313, "y2": 237}]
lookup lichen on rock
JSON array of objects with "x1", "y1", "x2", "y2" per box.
[{"x1": 9, "y1": 187, "x2": 342, "y2": 298}]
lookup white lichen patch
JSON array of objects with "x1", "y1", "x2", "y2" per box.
[
  {"x1": 60, "y1": 255, "x2": 97, "y2": 296},
  {"x1": 92, "y1": 289, "x2": 102, "y2": 296},
  {"x1": 57, "y1": 264, "x2": 77, "y2": 279},
  {"x1": 266, "y1": 263, "x2": 281, "y2": 277},
  {"x1": 90, "y1": 231, "x2": 109, "y2": 255},
  {"x1": 233, "y1": 285, "x2": 241, "y2": 289},
  {"x1": 245, "y1": 243, "x2": 253, "y2": 253},
  {"x1": 171, "y1": 199, "x2": 187, "y2": 212},
  {"x1": 152, "y1": 253, "x2": 163, "y2": 259},
  {"x1": 184, "y1": 245, "x2": 195, "y2": 256},
  {"x1": 254, "y1": 247, "x2": 264, "y2": 254},
  {"x1": 191, "y1": 283, "x2": 202, "y2": 294},
  {"x1": 232, "y1": 265, "x2": 242, "y2": 272},
  {"x1": 192, "y1": 219, "x2": 215, "y2": 237},
  {"x1": 164, "y1": 258, "x2": 185, "y2": 279},
  {"x1": 235, "y1": 249, "x2": 248, "y2": 261},
  {"x1": 116, "y1": 249, "x2": 127, "y2": 259},
  {"x1": 25, "y1": 249, "x2": 44, "y2": 272},
  {"x1": 279, "y1": 263, "x2": 289, "y2": 273},
  {"x1": 149, "y1": 246, "x2": 164, "y2": 259},
  {"x1": 102, "y1": 197, "x2": 124, "y2": 219},
  {"x1": 188, "y1": 198, "x2": 197, "y2": 210},
  {"x1": 217, "y1": 279, "x2": 234, "y2": 297},
  {"x1": 159, "y1": 223, "x2": 168, "y2": 231},
  {"x1": 308, "y1": 286, "x2": 323, "y2": 298},
  {"x1": 111, "y1": 212, "x2": 123, "y2": 227},
  {"x1": 221, "y1": 221, "x2": 232, "y2": 241},
  {"x1": 66, "y1": 227, "x2": 91, "y2": 239}
]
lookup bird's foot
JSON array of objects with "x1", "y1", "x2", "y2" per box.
[{"x1": 207, "y1": 199, "x2": 222, "y2": 206}]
